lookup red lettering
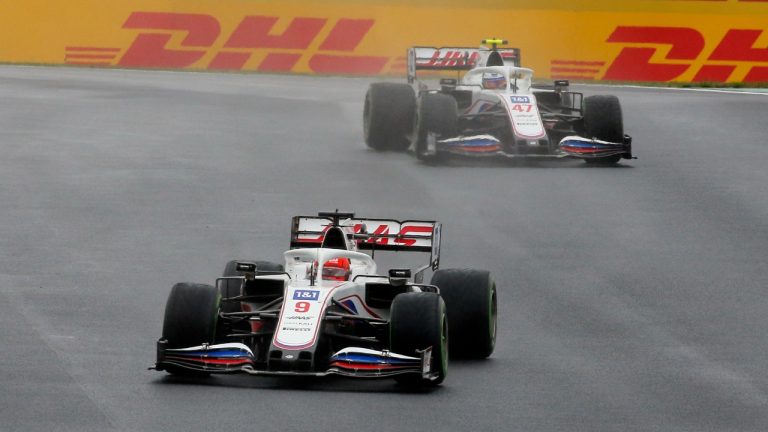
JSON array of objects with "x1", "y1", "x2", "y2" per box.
[
  {"x1": 259, "y1": 53, "x2": 303, "y2": 72},
  {"x1": 693, "y1": 65, "x2": 736, "y2": 82},
  {"x1": 440, "y1": 51, "x2": 465, "y2": 67},
  {"x1": 603, "y1": 26, "x2": 704, "y2": 81},
  {"x1": 119, "y1": 12, "x2": 219, "y2": 68},
  {"x1": 302, "y1": 225, "x2": 330, "y2": 243},
  {"x1": 395, "y1": 226, "x2": 433, "y2": 247},
  {"x1": 211, "y1": 16, "x2": 327, "y2": 71},
  {"x1": 319, "y1": 19, "x2": 374, "y2": 51},
  {"x1": 709, "y1": 29, "x2": 768, "y2": 62},
  {"x1": 224, "y1": 16, "x2": 326, "y2": 50},
  {"x1": 208, "y1": 52, "x2": 250, "y2": 70},
  {"x1": 116, "y1": 12, "x2": 386, "y2": 74},
  {"x1": 367, "y1": 225, "x2": 390, "y2": 245},
  {"x1": 420, "y1": 51, "x2": 441, "y2": 67},
  {"x1": 744, "y1": 66, "x2": 768, "y2": 82},
  {"x1": 511, "y1": 104, "x2": 533, "y2": 113}
]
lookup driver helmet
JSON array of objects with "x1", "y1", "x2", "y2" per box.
[
  {"x1": 321, "y1": 257, "x2": 351, "y2": 281},
  {"x1": 482, "y1": 72, "x2": 507, "y2": 90}
]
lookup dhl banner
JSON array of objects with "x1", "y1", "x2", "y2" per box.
[{"x1": 0, "y1": 0, "x2": 767, "y2": 83}]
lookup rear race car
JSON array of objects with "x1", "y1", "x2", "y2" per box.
[
  {"x1": 152, "y1": 212, "x2": 498, "y2": 387},
  {"x1": 363, "y1": 39, "x2": 634, "y2": 164}
]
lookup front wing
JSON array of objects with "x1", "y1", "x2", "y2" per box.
[
  {"x1": 430, "y1": 134, "x2": 633, "y2": 160},
  {"x1": 153, "y1": 341, "x2": 438, "y2": 380}
]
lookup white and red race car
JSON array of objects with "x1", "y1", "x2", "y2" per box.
[
  {"x1": 364, "y1": 39, "x2": 634, "y2": 164},
  {"x1": 153, "y1": 212, "x2": 497, "y2": 386}
]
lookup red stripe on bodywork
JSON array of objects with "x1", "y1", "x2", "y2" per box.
[
  {"x1": 330, "y1": 362, "x2": 415, "y2": 370},
  {"x1": 165, "y1": 356, "x2": 251, "y2": 365}
]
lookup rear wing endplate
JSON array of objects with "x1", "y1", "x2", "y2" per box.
[
  {"x1": 290, "y1": 215, "x2": 441, "y2": 270},
  {"x1": 408, "y1": 46, "x2": 521, "y2": 83}
]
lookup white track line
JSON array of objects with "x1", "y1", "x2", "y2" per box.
[{"x1": 579, "y1": 83, "x2": 768, "y2": 96}]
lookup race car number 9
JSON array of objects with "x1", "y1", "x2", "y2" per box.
[{"x1": 295, "y1": 301, "x2": 310, "y2": 313}]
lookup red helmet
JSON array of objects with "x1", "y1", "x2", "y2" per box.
[{"x1": 321, "y1": 258, "x2": 351, "y2": 281}]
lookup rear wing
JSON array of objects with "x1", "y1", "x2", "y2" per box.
[
  {"x1": 290, "y1": 214, "x2": 441, "y2": 270},
  {"x1": 407, "y1": 46, "x2": 521, "y2": 83}
]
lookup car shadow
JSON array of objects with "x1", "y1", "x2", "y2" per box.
[
  {"x1": 418, "y1": 156, "x2": 635, "y2": 169},
  {"x1": 150, "y1": 372, "x2": 443, "y2": 394}
]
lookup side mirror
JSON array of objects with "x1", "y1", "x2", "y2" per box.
[
  {"x1": 388, "y1": 268, "x2": 411, "y2": 286},
  {"x1": 440, "y1": 78, "x2": 457, "y2": 91},
  {"x1": 235, "y1": 262, "x2": 257, "y2": 280},
  {"x1": 235, "y1": 262, "x2": 256, "y2": 273}
]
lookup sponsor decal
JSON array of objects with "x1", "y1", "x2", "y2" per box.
[
  {"x1": 603, "y1": 26, "x2": 768, "y2": 82},
  {"x1": 282, "y1": 327, "x2": 312, "y2": 332},
  {"x1": 293, "y1": 290, "x2": 320, "y2": 301},
  {"x1": 298, "y1": 221, "x2": 433, "y2": 248},
  {"x1": 418, "y1": 50, "x2": 480, "y2": 68},
  {"x1": 284, "y1": 315, "x2": 313, "y2": 320},
  {"x1": 510, "y1": 96, "x2": 530, "y2": 104},
  {"x1": 351, "y1": 223, "x2": 433, "y2": 247},
  {"x1": 69, "y1": 11, "x2": 389, "y2": 74},
  {"x1": 501, "y1": 94, "x2": 545, "y2": 139}
]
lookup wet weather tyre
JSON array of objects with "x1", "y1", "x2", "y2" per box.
[
  {"x1": 414, "y1": 93, "x2": 458, "y2": 161},
  {"x1": 583, "y1": 95, "x2": 624, "y2": 165},
  {"x1": 161, "y1": 282, "x2": 220, "y2": 375},
  {"x1": 220, "y1": 260, "x2": 283, "y2": 313},
  {"x1": 431, "y1": 269, "x2": 497, "y2": 359},
  {"x1": 363, "y1": 83, "x2": 415, "y2": 151},
  {"x1": 390, "y1": 292, "x2": 448, "y2": 386}
]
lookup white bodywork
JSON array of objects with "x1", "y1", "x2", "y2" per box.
[
  {"x1": 458, "y1": 66, "x2": 546, "y2": 141},
  {"x1": 274, "y1": 248, "x2": 380, "y2": 349}
]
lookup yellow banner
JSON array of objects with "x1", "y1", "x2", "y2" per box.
[{"x1": 1, "y1": 0, "x2": 767, "y2": 82}]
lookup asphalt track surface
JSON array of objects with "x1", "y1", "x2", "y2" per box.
[{"x1": 1, "y1": 66, "x2": 767, "y2": 432}]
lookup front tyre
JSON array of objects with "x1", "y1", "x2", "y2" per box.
[
  {"x1": 161, "y1": 282, "x2": 220, "y2": 375},
  {"x1": 390, "y1": 292, "x2": 448, "y2": 386},
  {"x1": 431, "y1": 269, "x2": 497, "y2": 359},
  {"x1": 414, "y1": 93, "x2": 458, "y2": 162},
  {"x1": 363, "y1": 83, "x2": 416, "y2": 151},
  {"x1": 582, "y1": 95, "x2": 624, "y2": 165}
]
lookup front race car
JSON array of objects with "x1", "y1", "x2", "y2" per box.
[{"x1": 153, "y1": 213, "x2": 448, "y2": 386}]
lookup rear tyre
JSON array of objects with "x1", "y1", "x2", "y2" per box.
[
  {"x1": 414, "y1": 93, "x2": 459, "y2": 162},
  {"x1": 431, "y1": 269, "x2": 497, "y2": 359},
  {"x1": 390, "y1": 292, "x2": 448, "y2": 386},
  {"x1": 161, "y1": 282, "x2": 220, "y2": 375},
  {"x1": 363, "y1": 83, "x2": 416, "y2": 151},
  {"x1": 583, "y1": 95, "x2": 624, "y2": 165}
]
